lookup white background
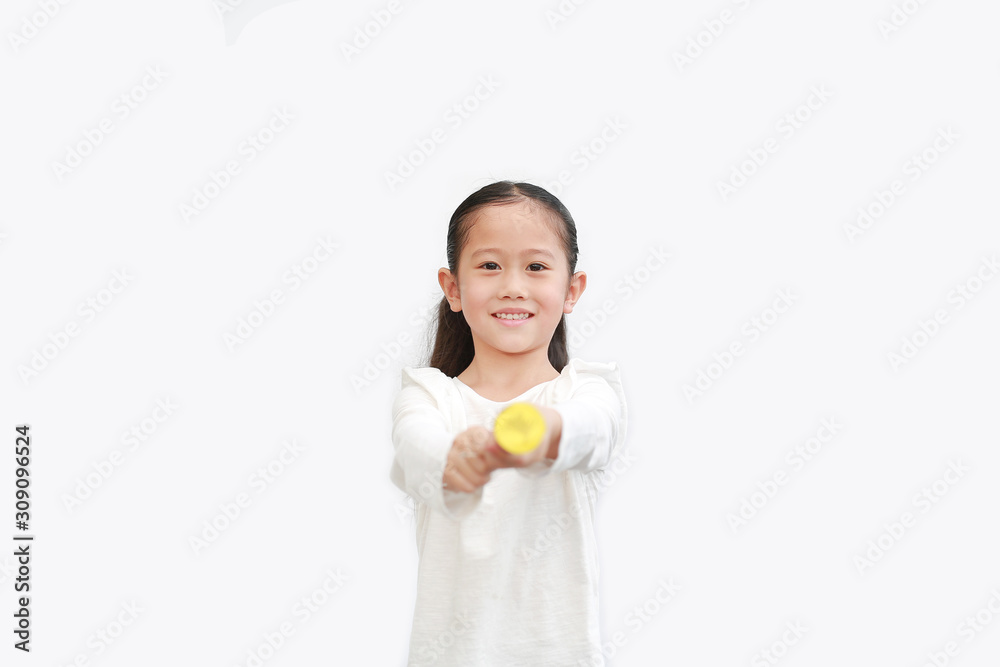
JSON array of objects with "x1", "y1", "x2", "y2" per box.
[{"x1": 2, "y1": 0, "x2": 999, "y2": 665}]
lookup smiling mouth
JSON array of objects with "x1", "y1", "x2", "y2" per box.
[{"x1": 493, "y1": 313, "x2": 533, "y2": 320}]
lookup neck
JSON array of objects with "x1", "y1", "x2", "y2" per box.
[{"x1": 458, "y1": 345, "x2": 559, "y2": 394}]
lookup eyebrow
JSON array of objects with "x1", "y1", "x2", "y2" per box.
[{"x1": 470, "y1": 248, "x2": 555, "y2": 260}]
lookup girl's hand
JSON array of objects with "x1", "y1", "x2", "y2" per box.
[
  {"x1": 442, "y1": 406, "x2": 560, "y2": 493},
  {"x1": 482, "y1": 404, "x2": 556, "y2": 471},
  {"x1": 442, "y1": 426, "x2": 495, "y2": 493}
]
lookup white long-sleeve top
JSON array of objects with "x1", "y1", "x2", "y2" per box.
[{"x1": 390, "y1": 357, "x2": 628, "y2": 666}]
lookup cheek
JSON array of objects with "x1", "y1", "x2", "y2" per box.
[
  {"x1": 541, "y1": 287, "x2": 567, "y2": 308},
  {"x1": 462, "y1": 286, "x2": 490, "y2": 308}
]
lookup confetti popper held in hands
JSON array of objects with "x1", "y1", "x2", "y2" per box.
[{"x1": 493, "y1": 403, "x2": 546, "y2": 455}]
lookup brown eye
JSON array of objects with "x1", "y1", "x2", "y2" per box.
[
  {"x1": 481, "y1": 262, "x2": 499, "y2": 270},
  {"x1": 528, "y1": 263, "x2": 545, "y2": 271}
]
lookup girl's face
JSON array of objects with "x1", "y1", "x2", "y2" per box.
[{"x1": 439, "y1": 200, "x2": 586, "y2": 362}]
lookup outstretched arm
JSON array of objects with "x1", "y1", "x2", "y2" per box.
[{"x1": 390, "y1": 382, "x2": 485, "y2": 520}]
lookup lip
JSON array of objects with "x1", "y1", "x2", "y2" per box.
[
  {"x1": 492, "y1": 311, "x2": 534, "y2": 327},
  {"x1": 492, "y1": 308, "x2": 532, "y2": 315}
]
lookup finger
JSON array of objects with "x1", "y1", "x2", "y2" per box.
[
  {"x1": 459, "y1": 458, "x2": 491, "y2": 486},
  {"x1": 469, "y1": 429, "x2": 493, "y2": 453},
  {"x1": 489, "y1": 440, "x2": 522, "y2": 460},
  {"x1": 448, "y1": 453, "x2": 490, "y2": 488},
  {"x1": 461, "y1": 450, "x2": 490, "y2": 476},
  {"x1": 444, "y1": 459, "x2": 476, "y2": 489},
  {"x1": 443, "y1": 468, "x2": 476, "y2": 493},
  {"x1": 447, "y1": 449, "x2": 478, "y2": 476},
  {"x1": 482, "y1": 445, "x2": 519, "y2": 471}
]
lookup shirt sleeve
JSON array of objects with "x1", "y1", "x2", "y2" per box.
[
  {"x1": 517, "y1": 359, "x2": 627, "y2": 478},
  {"x1": 390, "y1": 368, "x2": 483, "y2": 521}
]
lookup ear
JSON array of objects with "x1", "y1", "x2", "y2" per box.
[
  {"x1": 563, "y1": 271, "x2": 587, "y2": 314},
  {"x1": 438, "y1": 268, "x2": 462, "y2": 312}
]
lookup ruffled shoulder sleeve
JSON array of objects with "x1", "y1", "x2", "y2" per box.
[
  {"x1": 553, "y1": 357, "x2": 626, "y2": 405},
  {"x1": 399, "y1": 365, "x2": 458, "y2": 421}
]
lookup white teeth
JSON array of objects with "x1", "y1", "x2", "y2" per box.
[{"x1": 494, "y1": 313, "x2": 530, "y2": 320}]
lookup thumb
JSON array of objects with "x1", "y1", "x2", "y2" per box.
[{"x1": 475, "y1": 426, "x2": 494, "y2": 449}]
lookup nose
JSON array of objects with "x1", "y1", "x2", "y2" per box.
[{"x1": 499, "y1": 270, "x2": 527, "y2": 299}]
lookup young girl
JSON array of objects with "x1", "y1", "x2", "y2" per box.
[{"x1": 390, "y1": 180, "x2": 628, "y2": 666}]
